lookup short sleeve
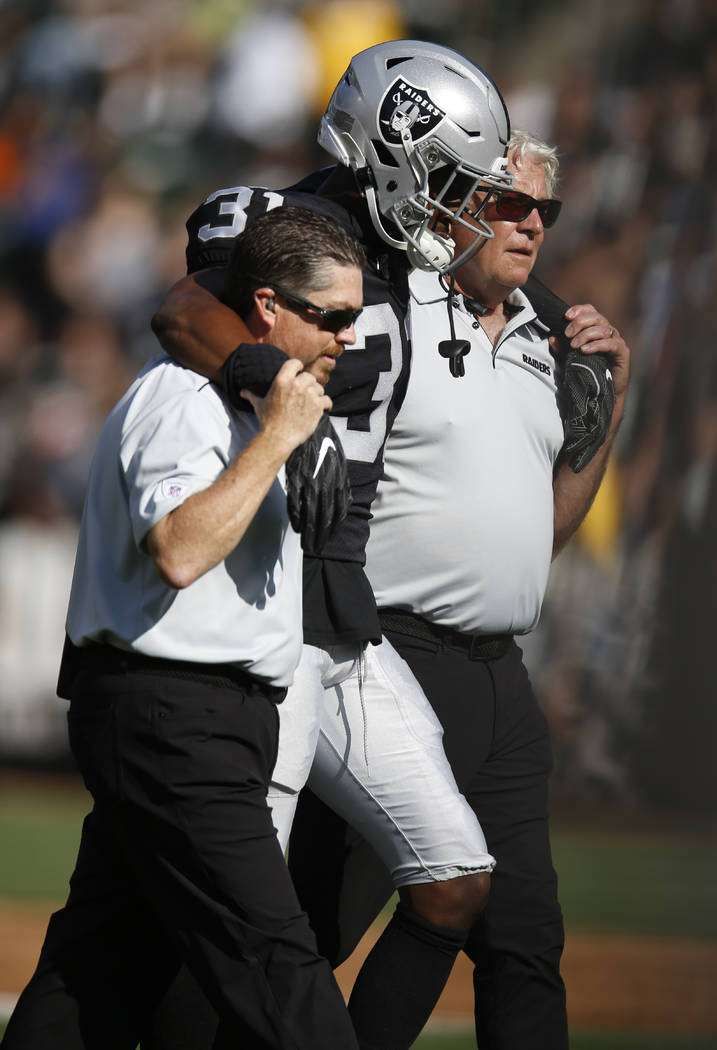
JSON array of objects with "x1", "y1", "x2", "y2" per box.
[{"x1": 120, "y1": 383, "x2": 239, "y2": 547}]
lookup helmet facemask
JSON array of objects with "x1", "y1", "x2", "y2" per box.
[{"x1": 378, "y1": 134, "x2": 512, "y2": 274}]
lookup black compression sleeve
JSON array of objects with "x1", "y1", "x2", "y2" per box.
[{"x1": 219, "y1": 342, "x2": 289, "y2": 410}]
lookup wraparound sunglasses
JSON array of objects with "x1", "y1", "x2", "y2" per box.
[
  {"x1": 492, "y1": 191, "x2": 562, "y2": 228},
  {"x1": 247, "y1": 274, "x2": 363, "y2": 334}
]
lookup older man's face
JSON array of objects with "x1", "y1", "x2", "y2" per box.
[{"x1": 452, "y1": 157, "x2": 548, "y2": 302}]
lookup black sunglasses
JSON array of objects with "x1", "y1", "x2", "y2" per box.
[
  {"x1": 248, "y1": 275, "x2": 362, "y2": 334},
  {"x1": 493, "y1": 191, "x2": 562, "y2": 228}
]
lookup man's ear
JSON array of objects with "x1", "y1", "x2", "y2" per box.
[{"x1": 253, "y1": 288, "x2": 277, "y2": 330}]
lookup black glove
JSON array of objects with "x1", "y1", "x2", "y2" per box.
[
  {"x1": 523, "y1": 274, "x2": 615, "y2": 473},
  {"x1": 285, "y1": 414, "x2": 352, "y2": 554},
  {"x1": 561, "y1": 349, "x2": 615, "y2": 473},
  {"x1": 220, "y1": 342, "x2": 289, "y2": 409}
]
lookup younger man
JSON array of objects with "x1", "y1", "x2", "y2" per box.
[{"x1": 2, "y1": 207, "x2": 365, "y2": 1050}]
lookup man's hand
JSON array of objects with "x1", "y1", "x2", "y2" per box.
[
  {"x1": 561, "y1": 304, "x2": 630, "y2": 401},
  {"x1": 242, "y1": 359, "x2": 332, "y2": 458},
  {"x1": 550, "y1": 304, "x2": 630, "y2": 473},
  {"x1": 551, "y1": 305, "x2": 631, "y2": 554},
  {"x1": 244, "y1": 360, "x2": 350, "y2": 552}
]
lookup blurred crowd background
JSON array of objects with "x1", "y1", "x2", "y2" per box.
[{"x1": 1, "y1": 0, "x2": 715, "y2": 820}]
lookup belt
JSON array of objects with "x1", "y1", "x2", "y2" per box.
[
  {"x1": 66, "y1": 640, "x2": 286, "y2": 703},
  {"x1": 378, "y1": 608, "x2": 513, "y2": 662}
]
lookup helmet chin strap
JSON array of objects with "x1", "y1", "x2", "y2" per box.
[
  {"x1": 366, "y1": 182, "x2": 458, "y2": 269},
  {"x1": 406, "y1": 230, "x2": 456, "y2": 271}
]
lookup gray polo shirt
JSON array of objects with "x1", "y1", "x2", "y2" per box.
[
  {"x1": 66, "y1": 354, "x2": 303, "y2": 686},
  {"x1": 365, "y1": 269, "x2": 565, "y2": 636}
]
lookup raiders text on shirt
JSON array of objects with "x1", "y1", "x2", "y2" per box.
[{"x1": 522, "y1": 353, "x2": 551, "y2": 376}]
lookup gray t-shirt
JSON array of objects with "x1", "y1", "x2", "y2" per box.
[
  {"x1": 66, "y1": 354, "x2": 303, "y2": 686},
  {"x1": 365, "y1": 269, "x2": 564, "y2": 636}
]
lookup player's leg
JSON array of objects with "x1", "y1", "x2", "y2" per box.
[
  {"x1": 311, "y1": 640, "x2": 493, "y2": 884},
  {"x1": 268, "y1": 642, "x2": 361, "y2": 849},
  {"x1": 289, "y1": 788, "x2": 394, "y2": 966},
  {"x1": 307, "y1": 638, "x2": 493, "y2": 1049},
  {"x1": 384, "y1": 629, "x2": 569, "y2": 1050}
]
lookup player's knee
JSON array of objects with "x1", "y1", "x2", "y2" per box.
[{"x1": 403, "y1": 871, "x2": 490, "y2": 930}]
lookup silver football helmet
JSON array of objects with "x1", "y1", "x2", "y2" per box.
[{"x1": 318, "y1": 39, "x2": 513, "y2": 274}]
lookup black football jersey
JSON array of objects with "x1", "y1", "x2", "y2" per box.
[{"x1": 184, "y1": 171, "x2": 412, "y2": 646}]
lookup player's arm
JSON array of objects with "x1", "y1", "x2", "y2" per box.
[
  {"x1": 151, "y1": 268, "x2": 252, "y2": 383},
  {"x1": 146, "y1": 361, "x2": 331, "y2": 588},
  {"x1": 151, "y1": 183, "x2": 283, "y2": 380},
  {"x1": 551, "y1": 304, "x2": 630, "y2": 558}
]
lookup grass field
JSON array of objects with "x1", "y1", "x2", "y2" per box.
[
  {"x1": 2, "y1": 772, "x2": 716, "y2": 1049},
  {"x1": 0, "y1": 775, "x2": 89, "y2": 900},
  {"x1": 552, "y1": 824, "x2": 717, "y2": 940}
]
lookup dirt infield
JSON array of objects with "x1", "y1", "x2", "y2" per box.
[
  {"x1": 336, "y1": 922, "x2": 717, "y2": 1034},
  {"x1": 3, "y1": 900, "x2": 717, "y2": 1034}
]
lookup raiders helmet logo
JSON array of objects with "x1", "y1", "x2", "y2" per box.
[{"x1": 378, "y1": 79, "x2": 446, "y2": 147}]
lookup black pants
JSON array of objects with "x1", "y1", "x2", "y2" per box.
[
  {"x1": 1, "y1": 664, "x2": 357, "y2": 1050},
  {"x1": 289, "y1": 630, "x2": 569, "y2": 1050}
]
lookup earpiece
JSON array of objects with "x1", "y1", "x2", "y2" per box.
[{"x1": 266, "y1": 298, "x2": 275, "y2": 313}]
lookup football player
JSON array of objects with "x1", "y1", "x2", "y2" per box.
[{"x1": 149, "y1": 40, "x2": 515, "y2": 1050}]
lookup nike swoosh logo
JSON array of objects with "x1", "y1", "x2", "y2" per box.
[{"x1": 313, "y1": 436, "x2": 337, "y2": 479}]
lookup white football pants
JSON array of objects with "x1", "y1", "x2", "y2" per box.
[{"x1": 268, "y1": 638, "x2": 494, "y2": 887}]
